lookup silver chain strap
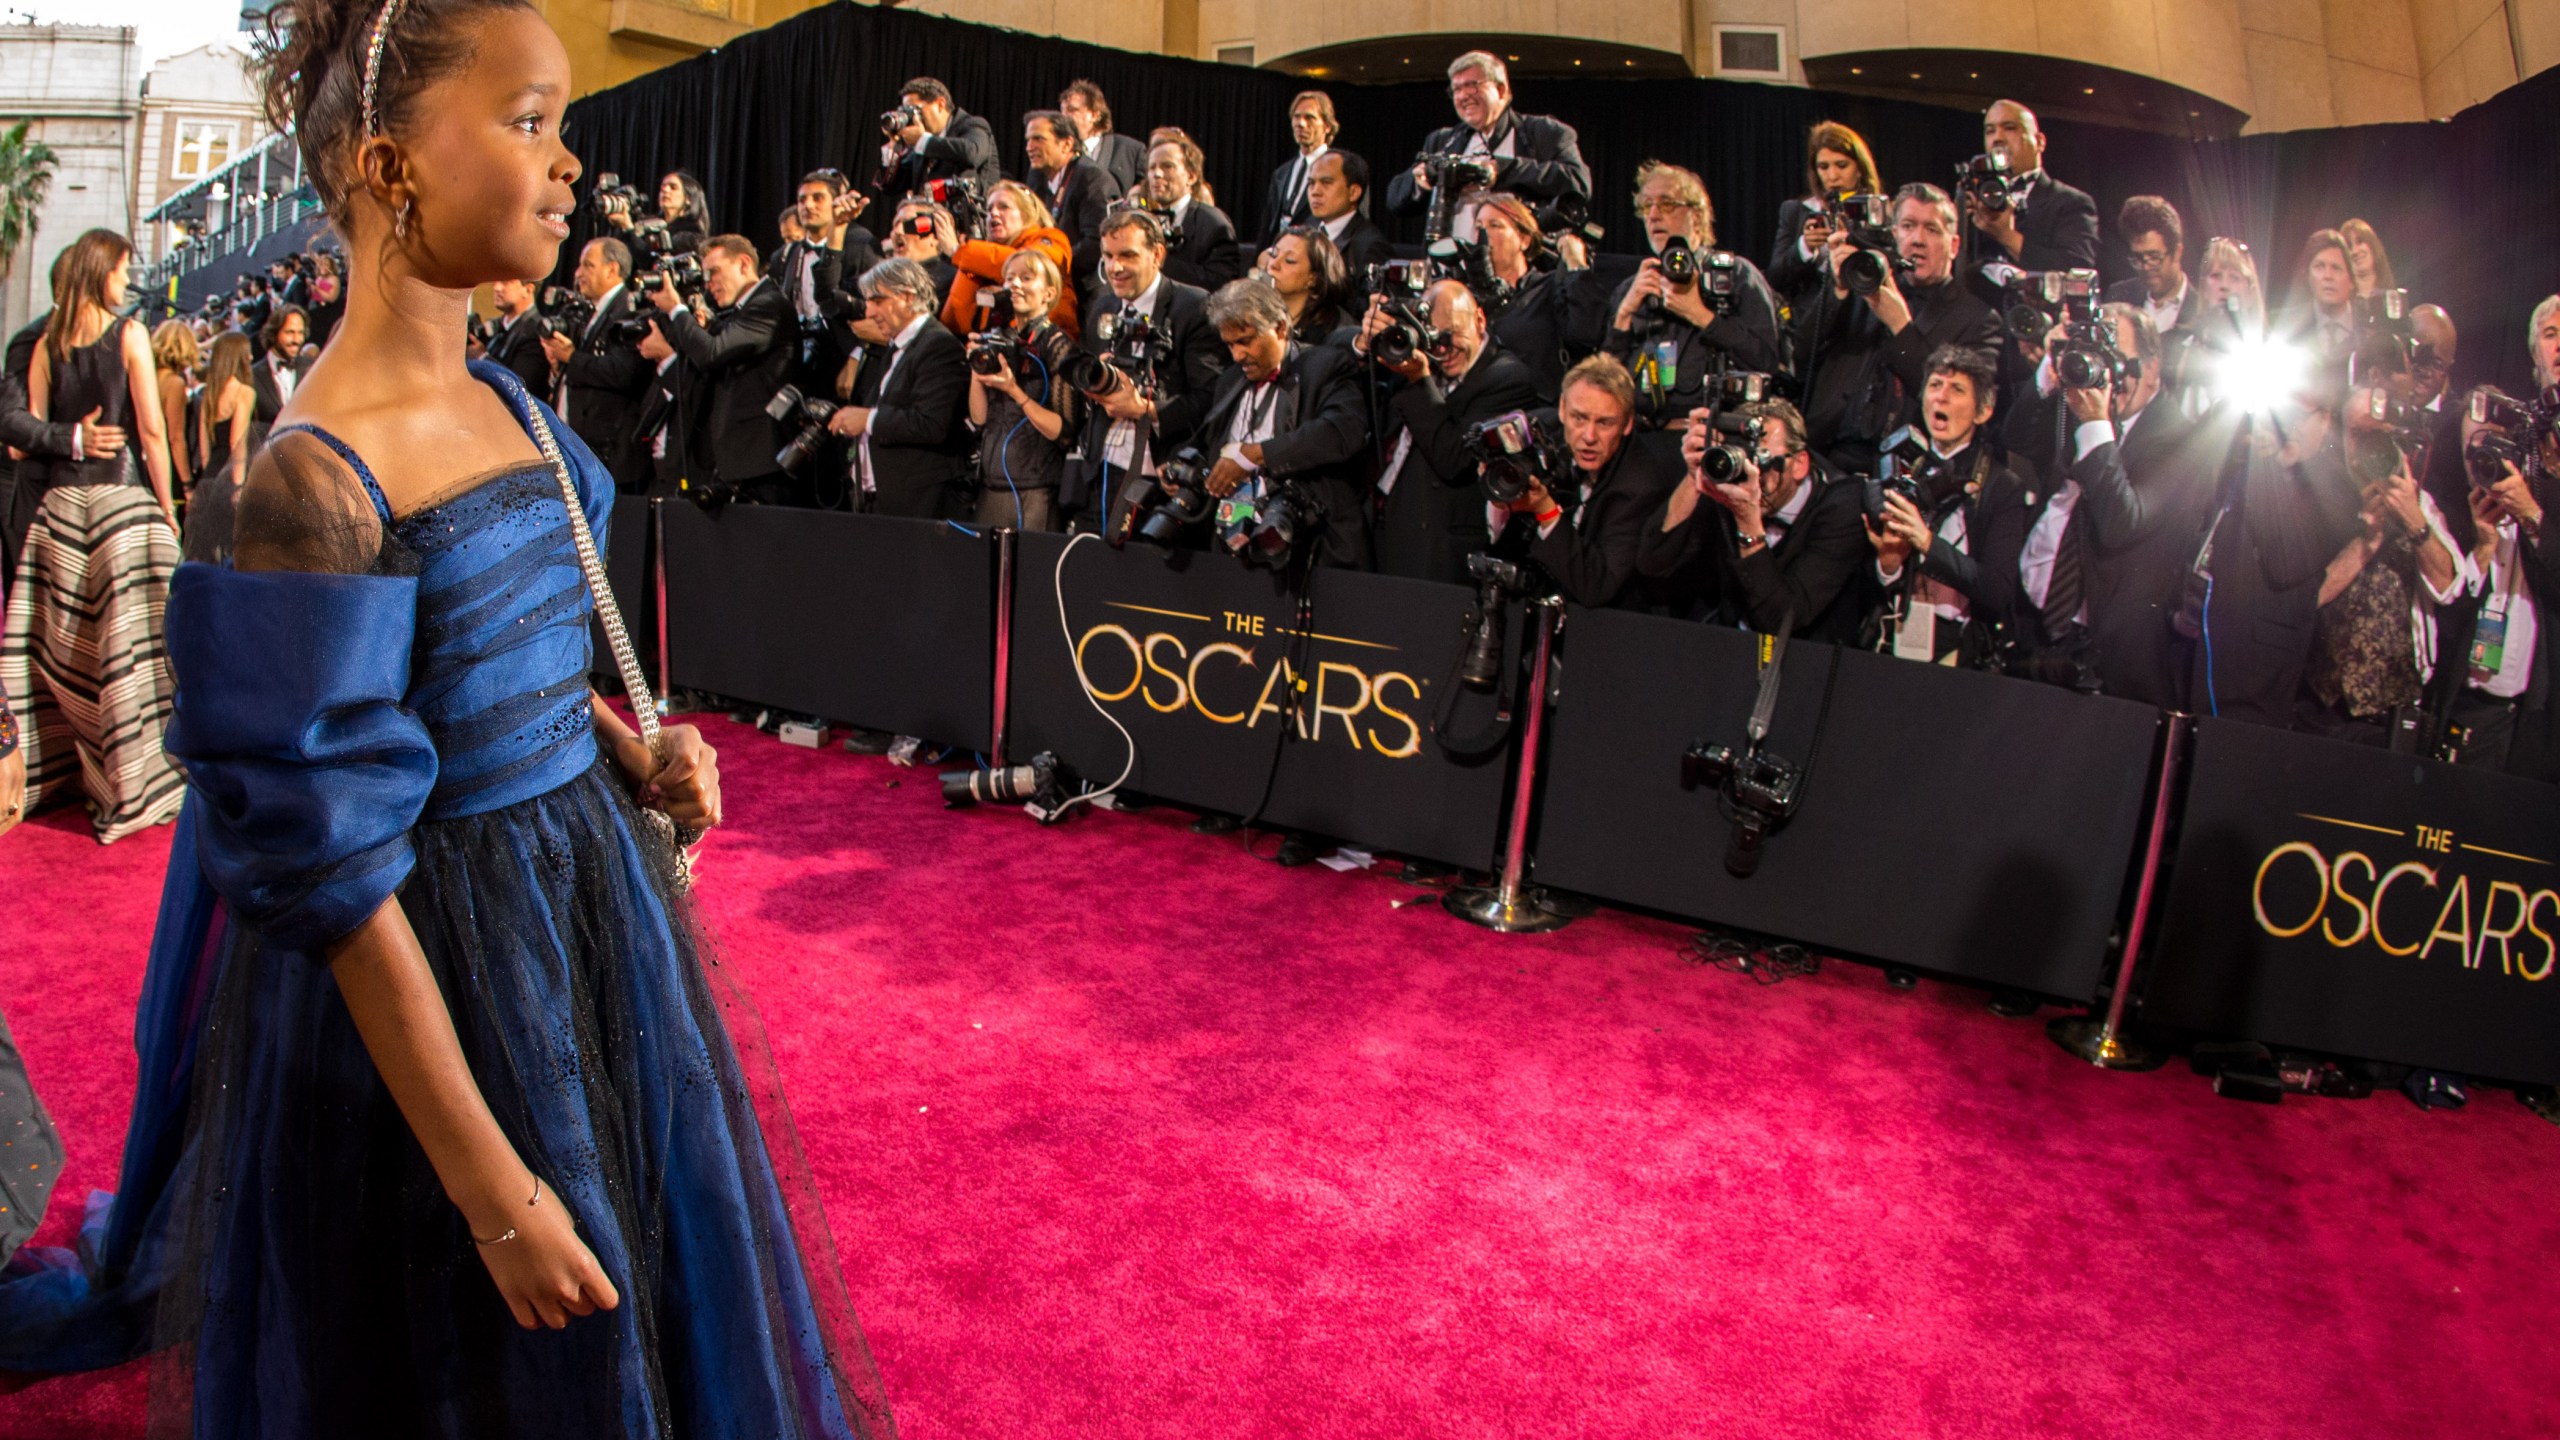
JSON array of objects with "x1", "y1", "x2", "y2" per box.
[{"x1": 522, "y1": 401, "x2": 699, "y2": 888}]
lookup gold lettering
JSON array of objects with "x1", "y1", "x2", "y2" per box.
[
  {"x1": 2423, "y1": 874, "x2": 2475, "y2": 966},
  {"x1": 2252, "y1": 842, "x2": 2329, "y2": 940},
  {"x1": 1185, "y1": 643, "x2": 1255, "y2": 724},
  {"x1": 2523, "y1": 890, "x2": 2560, "y2": 982},
  {"x1": 2415, "y1": 825, "x2": 2456, "y2": 853},
  {"x1": 2477, "y1": 880, "x2": 2532, "y2": 976},
  {"x1": 1074, "y1": 624, "x2": 1144, "y2": 703},
  {"x1": 1310, "y1": 662, "x2": 1372, "y2": 752},
  {"x1": 1250, "y1": 656, "x2": 1306, "y2": 735},
  {"x1": 1365, "y1": 672, "x2": 1424, "y2": 759},
  {"x1": 1140, "y1": 632, "x2": 1190, "y2": 713},
  {"x1": 2371, "y1": 862, "x2": 2437, "y2": 957},
  {"x1": 2323, "y1": 851, "x2": 2374, "y2": 949}
]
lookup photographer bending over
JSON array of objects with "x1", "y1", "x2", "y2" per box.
[
  {"x1": 966, "y1": 251, "x2": 1081, "y2": 531},
  {"x1": 1638, "y1": 395, "x2": 1869, "y2": 641},
  {"x1": 1484, "y1": 353, "x2": 1683, "y2": 608},
  {"x1": 1603, "y1": 161, "x2": 1786, "y2": 432},
  {"x1": 1362, "y1": 278, "x2": 1544, "y2": 583}
]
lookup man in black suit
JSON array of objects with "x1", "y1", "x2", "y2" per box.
[
  {"x1": 1361, "y1": 280, "x2": 1546, "y2": 584},
  {"x1": 881, "y1": 77, "x2": 1001, "y2": 200},
  {"x1": 1964, "y1": 100, "x2": 2100, "y2": 299},
  {"x1": 1063, "y1": 208, "x2": 1232, "y2": 532},
  {"x1": 1304, "y1": 152, "x2": 1394, "y2": 283},
  {"x1": 1162, "y1": 279, "x2": 1372, "y2": 568},
  {"x1": 1059, "y1": 80, "x2": 1146, "y2": 198},
  {"x1": 1262, "y1": 91, "x2": 1340, "y2": 245},
  {"x1": 771, "y1": 167, "x2": 879, "y2": 408},
  {"x1": 1796, "y1": 183, "x2": 2002, "y2": 477},
  {"x1": 2104, "y1": 195, "x2": 2203, "y2": 340},
  {"x1": 2042, "y1": 303, "x2": 2355, "y2": 718},
  {"x1": 1141, "y1": 134, "x2": 1243, "y2": 293},
  {"x1": 247, "y1": 303, "x2": 311, "y2": 453},
  {"x1": 1602, "y1": 161, "x2": 1789, "y2": 432},
  {"x1": 1384, "y1": 51, "x2": 1592, "y2": 239},
  {"x1": 1468, "y1": 353, "x2": 1680, "y2": 609},
  {"x1": 482, "y1": 278, "x2": 555, "y2": 399},
  {"x1": 644, "y1": 234, "x2": 796, "y2": 506},
  {"x1": 1024, "y1": 111, "x2": 1112, "y2": 298},
  {"x1": 542, "y1": 237, "x2": 654, "y2": 494},
  {"x1": 825, "y1": 257, "x2": 973, "y2": 519},
  {"x1": 1637, "y1": 395, "x2": 1870, "y2": 639}
]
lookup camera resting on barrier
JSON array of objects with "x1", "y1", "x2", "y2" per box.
[
  {"x1": 1680, "y1": 738, "x2": 1802, "y2": 879},
  {"x1": 1830, "y1": 194, "x2": 1908, "y2": 298},
  {"x1": 940, "y1": 750, "x2": 1076, "y2": 823}
]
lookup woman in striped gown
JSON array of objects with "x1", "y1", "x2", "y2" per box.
[{"x1": 0, "y1": 228, "x2": 184, "y2": 843}]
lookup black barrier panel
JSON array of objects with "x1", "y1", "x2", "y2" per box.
[
  {"x1": 1005, "y1": 531, "x2": 1510, "y2": 870},
  {"x1": 591, "y1": 496, "x2": 653, "y2": 686},
  {"x1": 2143, "y1": 718, "x2": 2560, "y2": 1085},
  {"x1": 660, "y1": 506, "x2": 993, "y2": 750},
  {"x1": 1532, "y1": 609, "x2": 2160, "y2": 998}
]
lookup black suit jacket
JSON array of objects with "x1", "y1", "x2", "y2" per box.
[
  {"x1": 1636, "y1": 461, "x2": 1873, "y2": 641},
  {"x1": 1487, "y1": 266, "x2": 1614, "y2": 402},
  {"x1": 247, "y1": 350, "x2": 312, "y2": 453},
  {"x1": 1321, "y1": 213, "x2": 1397, "y2": 281},
  {"x1": 1384, "y1": 110, "x2": 1593, "y2": 215},
  {"x1": 1601, "y1": 253, "x2": 1790, "y2": 431},
  {"x1": 1162, "y1": 202, "x2": 1244, "y2": 293},
  {"x1": 1795, "y1": 275, "x2": 2001, "y2": 476},
  {"x1": 560, "y1": 288, "x2": 655, "y2": 493},
  {"x1": 653, "y1": 277, "x2": 792, "y2": 485},
  {"x1": 1489, "y1": 428, "x2": 1684, "y2": 609},
  {"x1": 1038, "y1": 158, "x2": 1114, "y2": 293},
  {"x1": 1264, "y1": 153, "x2": 1320, "y2": 243},
  {"x1": 1374, "y1": 346, "x2": 1547, "y2": 584},
  {"x1": 484, "y1": 311, "x2": 555, "y2": 400},
  {"x1": 1061, "y1": 278, "x2": 1230, "y2": 519},
  {"x1": 1965, "y1": 172, "x2": 2100, "y2": 297},
  {"x1": 1765, "y1": 198, "x2": 1834, "y2": 311},
  {"x1": 854, "y1": 319, "x2": 974, "y2": 517},
  {"x1": 1087, "y1": 132, "x2": 1146, "y2": 198},
  {"x1": 892, "y1": 110, "x2": 1003, "y2": 197},
  {"x1": 1886, "y1": 441, "x2": 2033, "y2": 655},
  {"x1": 1173, "y1": 339, "x2": 1374, "y2": 567}
]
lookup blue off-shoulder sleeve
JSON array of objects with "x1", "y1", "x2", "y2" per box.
[{"x1": 163, "y1": 565, "x2": 439, "y2": 952}]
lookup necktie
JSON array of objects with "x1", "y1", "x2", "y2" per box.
[
  {"x1": 1287, "y1": 158, "x2": 1310, "y2": 219},
  {"x1": 2041, "y1": 513, "x2": 2086, "y2": 641}
]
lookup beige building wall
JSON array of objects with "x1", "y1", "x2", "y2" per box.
[{"x1": 537, "y1": 0, "x2": 2555, "y2": 132}]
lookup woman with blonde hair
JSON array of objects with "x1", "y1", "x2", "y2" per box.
[
  {"x1": 0, "y1": 227, "x2": 181, "y2": 842},
  {"x1": 149, "y1": 319, "x2": 199, "y2": 494},
  {"x1": 2196, "y1": 236, "x2": 2266, "y2": 332},
  {"x1": 965, "y1": 248, "x2": 1082, "y2": 531},
  {"x1": 940, "y1": 178, "x2": 1078, "y2": 338}
]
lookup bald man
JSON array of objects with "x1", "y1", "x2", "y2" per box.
[{"x1": 1964, "y1": 99, "x2": 2099, "y2": 297}]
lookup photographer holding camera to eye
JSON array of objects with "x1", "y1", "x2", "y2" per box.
[
  {"x1": 1062, "y1": 208, "x2": 1231, "y2": 533},
  {"x1": 771, "y1": 168, "x2": 879, "y2": 383},
  {"x1": 1864, "y1": 346, "x2": 2032, "y2": 664},
  {"x1": 598, "y1": 170, "x2": 711, "y2": 280},
  {"x1": 1361, "y1": 278, "x2": 1545, "y2": 583},
  {"x1": 1603, "y1": 162, "x2": 1786, "y2": 434},
  {"x1": 1473, "y1": 353, "x2": 1683, "y2": 608},
  {"x1": 1796, "y1": 183, "x2": 2000, "y2": 478},
  {"x1": 644, "y1": 233, "x2": 795, "y2": 506},
  {"x1": 965, "y1": 251, "x2": 1082, "y2": 531},
  {"x1": 879, "y1": 77, "x2": 1001, "y2": 201},
  {"x1": 877, "y1": 199, "x2": 962, "y2": 314},
  {"x1": 1960, "y1": 100, "x2": 2099, "y2": 299},
  {"x1": 1638, "y1": 392, "x2": 1870, "y2": 640},
  {"x1": 1387, "y1": 52, "x2": 1592, "y2": 245},
  {"x1": 540, "y1": 237, "x2": 655, "y2": 494}
]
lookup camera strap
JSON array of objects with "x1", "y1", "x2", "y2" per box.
[{"x1": 1747, "y1": 608, "x2": 1794, "y2": 748}]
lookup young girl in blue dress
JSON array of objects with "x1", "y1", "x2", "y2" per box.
[{"x1": 113, "y1": 1, "x2": 900, "y2": 1432}]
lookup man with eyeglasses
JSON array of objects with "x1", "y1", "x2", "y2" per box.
[
  {"x1": 1384, "y1": 51, "x2": 1591, "y2": 243},
  {"x1": 2104, "y1": 196, "x2": 2201, "y2": 339}
]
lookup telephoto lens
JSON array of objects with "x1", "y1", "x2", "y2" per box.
[{"x1": 940, "y1": 754, "x2": 1056, "y2": 808}]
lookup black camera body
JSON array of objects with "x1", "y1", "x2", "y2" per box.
[
  {"x1": 1864, "y1": 424, "x2": 1932, "y2": 523},
  {"x1": 1112, "y1": 446, "x2": 1217, "y2": 549},
  {"x1": 1365, "y1": 262, "x2": 1452, "y2": 368},
  {"x1": 764, "y1": 382, "x2": 842, "y2": 477},
  {"x1": 1214, "y1": 478, "x2": 1326, "y2": 568},
  {"x1": 2467, "y1": 386, "x2": 2560, "y2": 486},
  {"x1": 589, "y1": 171, "x2": 646, "y2": 220},
  {"x1": 1680, "y1": 740, "x2": 1804, "y2": 878},
  {"x1": 1954, "y1": 153, "x2": 2017, "y2": 213},
  {"x1": 540, "y1": 285, "x2": 595, "y2": 336},
  {"x1": 925, "y1": 175, "x2": 985, "y2": 238},
  {"x1": 2000, "y1": 267, "x2": 2100, "y2": 344},
  {"x1": 2037, "y1": 274, "x2": 2133, "y2": 392},
  {"x1": 632, "y1": 249, "x2": 708, "y2": 301},
  {"x1": 1458, "y1": 552, "x2": 1534, "y2": 691},
  {"x1": 1650, "y1": 241, "x2": 1745, "y2": 319},
  {"x1": 1423, "y1": 235, "x2": 1512, "y2": 316},
  {"x1": 1465, "y1": 409, "x2": 1570, "y2": 507},
  {"x1": 880, "y1": 102, "x2": 922, "y2": 138},
  {"x1": 1691, "y1": 372, "x2": 1785, "y2": 484},
  {"x1": 1061, "y1": 310, "x2": 1173, "y2": 397},
  {"x1": 1832, "y1": 193, "x2": 1907, "y2": 297},
  {"x1": 1424, "y1": 152, "x2": 1497, "y2": 193},
  {"x1": 969, "y1": 329, "x2": 1027, "y2": 379}
]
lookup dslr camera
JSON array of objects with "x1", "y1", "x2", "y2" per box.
[
  {"x1": 1365, "y1": 261, "x2": 1452, "y2": 368},
  {"x1": 539, "y1": 284, "x2": 594, "y2": 336},
  {"x1": 1423, "y1": 152, "x2": 1497, "y2": 193},
  {"x1": 1954, "y1": 152, "x2": 2018, "y2": 213},
  {"x1": 939, "y1": 750, "x2": 1074, "y2": 822},
  {"x1": 589, "y1": 171, "x2": 648, "y2": 221},
  {"x1": 1059, "y1": 310, "x2": 1173, "y2": 397},
  {"x1": 632, "y1": 248, "x2": 708, "y2": 300},
  {"x1": 1999, "y1": 266, "x2": 2100, "y2": 345},
  {"x1": 2041, "y1": 274, "x2": 2138, "y2": 392},
  {"x1": 764, "y1": 383, "x2": 842, "y2": 478},
  {"x1": 1214, "y1": 479, "x2": 1326, "y2": 569},
  {"x1": 1863, "y1": 424, "x2": 1932, "y2": 524},
  {"x1": 1693, "y1": 372, "x2": 1785, "y2": 484},
  {"x1": 1679, "y1": 738, "x2": 1803, "y2": 878},
  {"x1": 1465, "y1": 409, "x2": 1570, "y2": 507},
  {"x1": 1831, "y1": 194, "x2": 1907, "y2": 298},
  {"x1": 1112, "y1": 446, "x2": 1218, "y2": 549},
  {"x1": 1651, "y1": 240, "x2": 1744, "y2": 317},
  {"x1": 2467, "y1": 387, "x2": 2559, "y2": 486},
  {"x1": 968, "y1": 328, "x2": 1028, "y2": 380},
  {"x1": 880, "y1": 101, "x2": 922, "y2": 138}
]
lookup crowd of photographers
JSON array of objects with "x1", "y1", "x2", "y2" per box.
[{"x1": 408, "y1": 54, "x2": 2560, "y2": 781}]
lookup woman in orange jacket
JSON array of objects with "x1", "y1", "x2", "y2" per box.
[{"x1": 942, "y1": 180, "x2": 1079, "y2": 339}]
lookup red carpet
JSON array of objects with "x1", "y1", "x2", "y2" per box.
[{"x1": 5, "y1": 713, "x2": 2556, "y2": 1438}]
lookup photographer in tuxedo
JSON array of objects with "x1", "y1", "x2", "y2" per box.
[
  {"x1": 1795, "y1": 183, "x2": 2000, "y2": 476},
  {"x1": 881, "y1": 77, "x2": 1001, "y2": 199},
  {"x1": 1063, "y1": 208, "x2": 1231, "y2": 531},
  {"x1": 542, "y1": 237, "x2": 654, "y2": 493},
  {"x1": 1601, "y1": 161, "x2": 1787, "y2": 432},
  {"x1": 1865, "y1": 346, "x2": 2032, "y2": 664},
  {"x1": 1964, "y1": 100, "x2": 2099, "y2": 294},
  {"x1": 246, "y1": 302, "x2": 311, "y2": 452},
  {"x1": 1262, "y1": 91, "x2": 1341, "y2": 246},
  {"x1": 772, "y1": 168, "x2": 878, "y2": 387},
  {"x1": 1361, "y1": 278, "x2": 1545, "y2": 583},
  {"x1": 1385, "y1": 51, "x2": 1592, "y2": 240},
  {"x1": 1484, "y1": 354, "x2": 1683, "y2": 608},
  {"x1": 1165, "y1": 279, "x2": 1372, "y2": 567},
  {"x1": 829, "y1": 257, "x2": 974, "y2": 519},
  {"x1": 1059, "y1": 80, "x2": 1147, "y2": 198},
  {"x1": 1141, "y1": 133, "x2": 1243, "y2": 292},
  {"x1": 1024, "y1": 111, "x2": 1112, "y2": 297},
  {"x1": 645, "y1": 234, "x2": 795, "y2": 505},
  {"x1": 1303, "y1": 152, "x2": 1394, "y2": 286},
  {"x1": 1637, "y1": 396, "x2": 1870, "y2": 641}
]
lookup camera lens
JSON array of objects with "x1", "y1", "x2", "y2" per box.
[{"x1": 1840, "y1": 248, "x2": 1887, "y2": 297}]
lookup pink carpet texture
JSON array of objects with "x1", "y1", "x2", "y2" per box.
[{"x1": 4, "y1": 712, "x2": 2556, "y2": 1439}]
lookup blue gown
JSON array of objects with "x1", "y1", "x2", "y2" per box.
[{"x1": 6, "y1": 362, "x2": 894, "y2": 1437}]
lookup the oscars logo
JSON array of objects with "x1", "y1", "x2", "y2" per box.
[
  {"x1": 1071, "y1": 603, "x2": 1426, "y2": 759},
  {"x1": 2250, "y1": 813, "x2": 2558, "y2": 981}
]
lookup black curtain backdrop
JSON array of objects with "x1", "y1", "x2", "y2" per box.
[{"x1": 559, "y1": 1, "x2": 2560, "y2": 393}]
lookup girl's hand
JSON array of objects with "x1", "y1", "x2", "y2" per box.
[
  {"x1": 637, "y1": 724, "x2": 722, "y2": 830},
  {"x1": 465, "y1": 1174, "x2": 621, "y2": 1330}
]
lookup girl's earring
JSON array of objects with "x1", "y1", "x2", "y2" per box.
[{"x1": 396, "y1": 199, "x2": 412, "y2": 242}]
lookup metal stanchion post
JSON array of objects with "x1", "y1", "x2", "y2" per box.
[
  {"x1": 1445, "y1": 596, "x2": 1571, "y2": 934},
  {"x1": 2048, "y1": 714, "x2": 2188, "y2": 1070},
  {"x1": 990, "y1": 527, "x2": 1016, "y2": 767},
  {"x1": 649, "y1": 497, "x2": 672, "y2": 716}
]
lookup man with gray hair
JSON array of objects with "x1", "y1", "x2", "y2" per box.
[
  {"x1": 1384, "y1": 49, "x2": 1590, "y2": 239},
  {"x1": 827, "y1": 256, "x2": 972, "y2": 518}
]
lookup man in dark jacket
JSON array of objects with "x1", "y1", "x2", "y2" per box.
[
  {"x1": 1795, "y1": 183, "x2": 2001, "y2": 477},
  {"x1": 246, "y1": 303, "x2": 311, "y2": 453},
  {"x1": 1059, "y1": 80, "x2": 1146, "y2": 197},
  {"x1": 1963, "y1": 100, "x2": 2101, "y2": 301},
  {"x1": 1025, "y1": 110, "x2": 1112, "y2": 297},
  {"x1": 1637, "y1": 396, "x2": 1871, "y2": 641},
  {"x1": 1063, "y1": 209, "x2": 1232, "y2": 530},
  {"x1": 1140, "y1": 134, "x2": 1244, "y2": 293},
  {"x1": 1262, "y1": 91, "x2": 1342, "y2": 245},
  {"x1": 645, "y1": 234, "x2": 796, "y2": 505},
  {"x1": 1385, "y1": 51, "x2": 1592, "y2": 233},
  {"x1": 826, "y1": 257, "x2": 974, "y2": 519},
  {"x1": 543, "y1": 237, "x2": 654, "y2": 494},
  {"x1": 1360, "y1": 280, "x2": 1545, "y2": 584},
  {"x1": 482, "y1": 278, "x2": 555, "y2": 399},
  {"x1": 1483, "y1": 353, "x2": 1683, "y2": 609},
  {"x1": 882, "y1": 77, "x2": 1001, "y2": 199},
  {"x1": 1602, "y1": 161, "x2": 1788, "y2": 432},
  {"x1": 1305, "y1": 152, "x2": 1395, "y2": 282}
]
